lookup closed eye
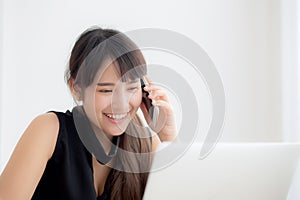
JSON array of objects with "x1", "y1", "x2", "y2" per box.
[
  {"x1": 128, "y1": 87, "x2": 139, "y2": 91},
  {"x1": 98, "y1": 89, "x2": 112, "y2": 93}
]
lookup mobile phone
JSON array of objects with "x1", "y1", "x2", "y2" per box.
[{"x1": 140, "y1": 77, "x2": 154, "y2": 120}]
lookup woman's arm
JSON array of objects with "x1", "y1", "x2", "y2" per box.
[
  {"x1": 151, "y1": 134, "x2": 161, "y2": 152},
  {"x1": 0, "y1": 113, "x2": 59, "y2": 200}
]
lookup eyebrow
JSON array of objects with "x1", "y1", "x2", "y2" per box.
[
  {"x1": 97, "y1": 82, "x2": 115, "y2": 86},
  {"x1": 97, "y1": 79, "x2": 139, "y2": 86}
]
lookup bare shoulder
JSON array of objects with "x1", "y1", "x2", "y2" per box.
[
  {"x1": 30, "y1": 112, "x2": 59, "y2": 131},
  {"x1": 0, "y1": 112, "x2": 60, "y2": 199},
  {"x1": 25, "y1": 112, "x2": 60, "y2": 157},
  {"x1": 28, "y1": 112, "x2": 59, "y2": 136}
]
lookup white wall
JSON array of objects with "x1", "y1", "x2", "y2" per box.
[
  {"x1": 282, "y1": 0, "x2": 300, "y2": 142},
  {"x1": 281, "y1": 1, "x2": 300, "y2": 199},
  {"x1": 0, "y1": 0, "x2": 283, "y2": 168}
]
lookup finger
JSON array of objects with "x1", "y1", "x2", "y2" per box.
[
  {"x1": 148, "y1": 90, "x2": 169, "y2": 101},
  {"x1": 152, "y1": 100, "x2": 173, "y2": 113},
  {"x1": 144, "y1": 85, "x2": 166, "y2": 95},
  {"x1": 143, "y1": 85, "x2": 162, "y2": 91}
]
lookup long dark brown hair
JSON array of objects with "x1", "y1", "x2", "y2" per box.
[{"x1": 65, "y1": 27, "x2": 152, "y2": 200}]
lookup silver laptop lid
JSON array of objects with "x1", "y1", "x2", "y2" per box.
[{"x1": 144, "y1": 143, "x2": 300, "y2": 200}]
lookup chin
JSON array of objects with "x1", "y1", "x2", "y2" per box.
[
  {"x1": 111, "y1": 130, "x2": 125, "y2": 136},
  {"x1": 104, "y1": 127, "x2": 126, "y2": 137}
]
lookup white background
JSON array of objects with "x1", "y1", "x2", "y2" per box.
[{"x1": 0, "y1": 0, "x2": 299, "y2": 199}]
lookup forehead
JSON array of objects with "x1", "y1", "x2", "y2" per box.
[
  {"x1": 97, "y1": 58, "x2": 120, "y2": 83},
  {"x1": 97, "y1": 56, "x2": 141, "y2": 84}
]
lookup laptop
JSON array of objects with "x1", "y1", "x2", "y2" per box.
[{"x1": 143, "y1": 142, "x2": 300, "y2": 200}]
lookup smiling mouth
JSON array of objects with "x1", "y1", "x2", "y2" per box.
[{"x1": 103, "y1": 112, "x2": 130, "y2": 121}]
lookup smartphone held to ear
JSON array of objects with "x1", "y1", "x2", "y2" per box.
[{"x1": 140, "y1": 77, "x2": 156, "y2": 122}]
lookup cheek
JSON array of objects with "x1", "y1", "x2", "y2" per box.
[
  {"x1": 82, "y1": 87, "x2": 95, "y2": 112},
  {"x1": 94, "y1": 94, "x2": 111, "y2": 111},
  {"x1": 130, "y1": 90, "x2": 142, "y2": 109},
  {"x1": 83, "y1": 88, "x2": 109, "y2": 116},
  {"x1": 82, "y1": 88, "x2": 100, "y2": 126}
]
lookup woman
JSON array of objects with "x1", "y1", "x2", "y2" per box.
[{"x1": 0, "y1": 27, "x2": 177, "y2": 200}]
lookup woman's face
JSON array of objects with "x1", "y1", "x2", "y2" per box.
[{"x1": 82, "y1": 57, "x2": 143, "y2": 138}]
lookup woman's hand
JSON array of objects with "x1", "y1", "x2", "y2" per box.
[{"x1": 140, "y1": 77, "x2": 177, "y2": 142}]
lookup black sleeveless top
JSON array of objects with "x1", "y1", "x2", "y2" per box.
[{"x1": 31, "y1": 110, "x2": 111, "y2": 200}]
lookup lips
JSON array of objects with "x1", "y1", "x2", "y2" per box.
[{"x1": 103, "y1": 112, "x2": 129, "y2": 121}]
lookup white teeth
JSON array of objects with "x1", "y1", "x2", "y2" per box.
[{"x1": 105, "y1": 113, "x2": 128, "y2": 120}]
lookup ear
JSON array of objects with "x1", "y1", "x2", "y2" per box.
[{"x1": 68, "y1": 79, "x2": 82, "y2": 101}]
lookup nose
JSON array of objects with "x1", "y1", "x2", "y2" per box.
[{"x1": 111, "y1": 85, "x2": 130, "y2": 112}]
